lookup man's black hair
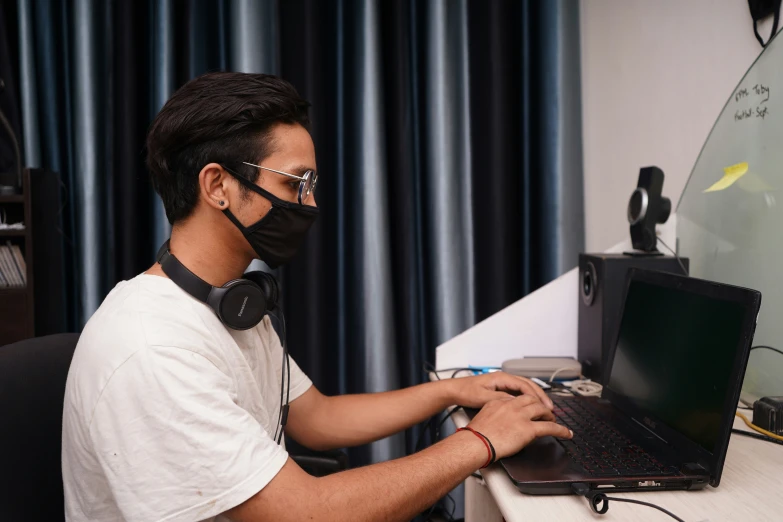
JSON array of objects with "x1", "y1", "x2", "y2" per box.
[{"x1": 146, "y1": 71, "x2": 310, "y2": 224}]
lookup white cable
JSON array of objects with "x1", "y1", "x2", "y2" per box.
[
  {"x1": 549, "y1": 367, "x2": 581, "y2": 382},
  {"x1": 569, "y1": 380, "x2": 603, "y2": 397},
  {"x1": 562, "y1": 378, "x2": 602, "y2": 396}
]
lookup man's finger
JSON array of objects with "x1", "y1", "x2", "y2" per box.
[
  {"x1": 494, "y1": 374, "x2": 543, "y2": 400},
  {"x1": 521, "y1": 402, "x2": 555, "y2": 422},
  {"x1": 489, "y1": 391, "x2": 515, "y2": 402},
  {"x1": 512, "y1": 394, "x2": 540, "y2": 408},
  {"x1": 533, "y1": 421, "x2": 573, "y2": 440},
  {"x1": 495, "y1": 374, "x2": 552, "y2": 409},
  {"x1": 515, "y1": 376, "x2": 553, "y2": 409}
]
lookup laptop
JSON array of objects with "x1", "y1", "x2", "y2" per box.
[{"x1": 469, "y1": 267, "x2": 761, "y2": 495}]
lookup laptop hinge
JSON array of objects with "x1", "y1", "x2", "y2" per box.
[{"x1": 683, "y1": 462, "x2": 709, "y2": 475}]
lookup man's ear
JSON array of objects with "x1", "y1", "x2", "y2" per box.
[{"x1": 199, "y1": 163, "x2": 233, "y2": 210}]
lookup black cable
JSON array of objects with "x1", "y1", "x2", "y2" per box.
[
  {"x1": 435, "y1": 406, "x2": 462, "y2": 440},
  {"x1": 415, "y1": 406, "x2": 462, "y2": 453},
  {"x1": 279, "y1": 311, "x2": 291, "y2": 445},
  {"x1": 590, "y1": 494, "x2": 686, "y2": 521},
  {"x1": 423, "y1": 362, "x2": 441, "y2": 380},
  {"x1": 750, "y1": 345, "x2": 783, "y2": 357},
  {"x1": 414, "y1": 415, "x2": 437, "y2": 453},
  {"x1": 272, "y1": 340, "x2": 285, "y2": 442},
  {"x1": 419, "y1": 407, "x2": 463, "y2": 522},
  {"x1": 422, "y1": 362, "x2": 476, "y2": 380},
  {"x1": 732, "y1": 428, "x2": 783, "y2": 446},
  {"x1": 417, "y1": 363, "x2": 472, "y2": 454},
  {"x1": 451, "y1": 368, "x2": 474, "y2": 379},
  {"x1": 270, "y1": 311, "x2": 289, "y2": 445},
  {"x1": 571, "y1": 483, "x2": 685, "y2": 521}
]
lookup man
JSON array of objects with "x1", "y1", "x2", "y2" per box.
[{"x1": 62, "y1": 72, "x2": 571, "y2": 522}]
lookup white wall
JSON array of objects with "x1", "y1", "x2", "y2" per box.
[{"x1": 580, "y1": 0, "x2": 777, "y2": 251}]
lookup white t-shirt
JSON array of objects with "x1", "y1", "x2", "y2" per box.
[{"x1": 62, "y1": 274, "x2": 313, "y2": 522}]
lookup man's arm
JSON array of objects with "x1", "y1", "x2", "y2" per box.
[
  {"x1": 285, "y1": 372, "x2": 552, "y2": 451},
  {"x1": 226, "y1": 430, "x2": 485, "y2": 522},
  {"x1": 226, "y1": 395, "x2": 572, "y2": 522}
]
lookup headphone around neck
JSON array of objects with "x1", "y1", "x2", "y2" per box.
[{"x1": 156, "y1": 240, "x2": 280, "y2": 330}]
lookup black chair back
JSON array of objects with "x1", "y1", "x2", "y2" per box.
[{"x1": 0, "y1": 333, "x2": 79, "y2": 521}]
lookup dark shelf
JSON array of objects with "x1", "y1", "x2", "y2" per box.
[
  {"x1": 0, "y1": 229, "x2": 26, "y2": 237},
  {"x1": 0, "y1": 169, "x2": 33, "y2": 345},
  {"x1": 0, "y1": 287, "x2": 27, "y2": 294}
]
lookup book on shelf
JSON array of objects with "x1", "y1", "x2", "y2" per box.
[{"x1": 0, "y1": 242, "x2": 26, "y2": 288}]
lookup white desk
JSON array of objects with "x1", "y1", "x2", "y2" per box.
[
  {"x1": 431, "y1": 224, "x2": 781, "y2": 520},
  {"x1": 449, "y1": 405, "x2": 783, "y2": 522}
]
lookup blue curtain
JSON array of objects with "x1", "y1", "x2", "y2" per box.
[{"x1": 15, "y1": 0, "x2": 584, "y2": 514}]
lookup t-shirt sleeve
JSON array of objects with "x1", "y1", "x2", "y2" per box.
[{"x1": 88, "y1": 346, "x2": 288, "y2": 522}]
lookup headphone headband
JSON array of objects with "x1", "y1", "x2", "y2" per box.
[
  {"x1": 157, "y1": 241, "x2": 213, "y2": 303},
  {"x1": 156, "y1": 240, "x2": 278, "y2": 330}
]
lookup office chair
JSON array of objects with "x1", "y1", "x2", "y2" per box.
[
  {"x1": 286, "y1": 437, "x2": 350, "y2": 477},
  {"x1": 0, "y1": 332, "x2": 347, "y2": 520},
  {"x1": 0, "y1": 332, "x2": 79, "y2": 522}
]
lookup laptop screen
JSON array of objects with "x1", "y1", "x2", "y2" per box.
[{"x1": 606, "y1": 277, "x2": 747, "y2": 454}]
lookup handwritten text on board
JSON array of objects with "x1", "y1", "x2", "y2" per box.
[{"x1": 735, "y1": 83, "x2": 771, "y2": 121}]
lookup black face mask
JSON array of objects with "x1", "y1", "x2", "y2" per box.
[{"x1": 223, "y1": 173, "x2": 319, "y2": 269}]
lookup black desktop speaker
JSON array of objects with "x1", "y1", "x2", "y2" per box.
[{"x1": 578, "y1": 253, "x2": 689, "y2": 383}]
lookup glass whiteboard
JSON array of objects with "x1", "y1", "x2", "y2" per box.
[{"x1": 677, "y1": 30, "x2": 783, "y2": 403}]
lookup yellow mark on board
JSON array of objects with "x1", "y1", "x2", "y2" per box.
[{"x1": 704, "y1": 162, "x2": 749, "y2": 192}]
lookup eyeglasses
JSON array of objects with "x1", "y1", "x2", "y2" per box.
[{"x1": 242, "y1": 161, "x2": 318, "y2": 205}]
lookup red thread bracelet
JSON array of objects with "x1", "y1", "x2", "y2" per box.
[{"x1": 457, "y1": 427, "x2": 492, "y2": 468}]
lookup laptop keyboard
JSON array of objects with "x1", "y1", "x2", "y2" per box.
[{"x1": 552, "y1": 396, "x2": 680, "y2": 477}]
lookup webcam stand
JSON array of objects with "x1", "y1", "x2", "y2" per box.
[{"x1": 622, "y1": 248, "x2": 664, "y2": 257}]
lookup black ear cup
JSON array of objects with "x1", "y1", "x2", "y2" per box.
[
  {"x1": 243, "y1": 271, "x2": 280, "y2": 312},
  {"x1": 212, "y1": 279, "x2": 268, "y2": 330}
]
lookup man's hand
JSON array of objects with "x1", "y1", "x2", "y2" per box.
[
  {"x1": 467, "y1": 395, "x2": 572, "y2": 459},
  {"x1": 446, "y1": 371, "x2": 554, "y2": 410}
]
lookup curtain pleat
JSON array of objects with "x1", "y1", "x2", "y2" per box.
[
  {"x1": 150, "y1": 0, "x2": 174, "y2": 254},
  {"x1": 114, "y1": 0, "x2": 151, "y2": 282},
  {"x1": 17, "y1": 0, "x2": 39, "y2": 167},
  {"x1": 334, "y1": 0, "x2": 349, "y2": 395},
  {"x1": 555, "y1": 1, "x2": 586, "y2": 274},
  {"x1": 279, "y1": 0, "x2": 342, "y2": 399},
  {"x1": 72, "y1": 0, "x2": 109, "y2": 321},
  {"x1": 103, "y1": 1, "x2": 116, "y2": 296},
  {"x1": 30, "y1": 0, "x2": 70, "y2": 321},
  {"x1": 32, "y1": 1, "x2": 61, "y2": 175},
  {"x1": 349, "y1": 0, "x2": 404, "y2": 465},
  {"x1": 230, "y1": 0, "x2": 278, "y2": 74},
  {"x1": 379, "y1": 0, "x2": 428, "y2": 456},
  {"x1": 520, "y1": 0, "x2": 534, "y2": 295},
  {"x1": 533, "y1": 0, "x2": 585, "y2": 280},
  {"x1": 185, "y1": 0, "x2": 208, "y2": 79},
  {"x1": 422, "y1": 0, "x2": 476, "y2": 345},
  {"x1": 53, "y1": 0, "x2": 80, "y2": 330},
  {"x1": 217, "y1": 0, "x2": 229, "y2": 71}
]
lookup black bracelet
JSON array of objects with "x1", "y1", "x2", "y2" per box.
[{"x1": 472, "y1": 429, "x2": 496, "y2": 465}]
